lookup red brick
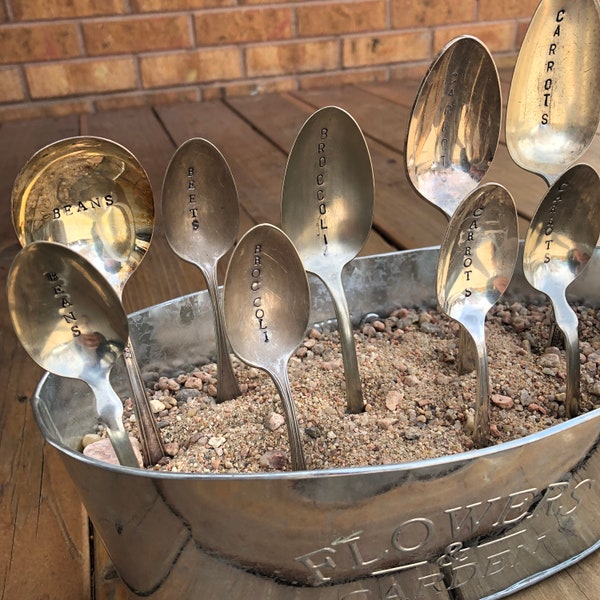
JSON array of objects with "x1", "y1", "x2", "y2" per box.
[
  {"x1": 298, "y1": 1, "x2": 387, "y2": 37},
  {"x1": 11, "y1": 0, "x2": 128, "y2": 20},
  {"x1": 0, "y1": 24, "x2": 81, "y2": 64},
  {"x1": 434, "y1": 22, "x2": 518, "y2": 54},
  {"x1": 343, "y1": 31, "x2": 431, "y2": 68},
  {"x1": 496, "y1": 53, "x2": 518, "y2": 69},
  {"x1": 0, "y1": 99, "x2": 93, "y2": 122},
  {"x1": 132, "y1": 0, "x2": 233, "y2": 10},
  {"x1": 202, "y1": 76, "x2": 296, "y2": 100},
  {"x1": 516, "y1": 21, "x2": 530, "y2": 47},
  {"x1": 389, "y1": 63, "x2": 428, "y2": 82},
  {"x1": 300, "y1": 67, "x2": 389, "y2": 90},
  {"x1": 95, "y1": 88, "x2": 200, "y2": 111},
  {"x1": 238, "y1": 0, "x2": 300, "y2": 6},
  {"x1": 194, "y1": 8, "x2": 293, "y2": 46},
  {"x1": 246, "y1": 40, "x2": 340, "y2": 77},
  {"x1": 0, "y1": 67, "x2": 26, "y2": 103},
  {"x1": 478, "y1": 0, "x2": 540, "y2": 20},
  {"x1": 26, "y1": 58, "x2": 137, "y2": 98},
  {"x1": 83, "y1": 15, "x2": 192, "y2": 56},
  {"x1": 140, "y1": 48, "x2": 242, "y2": 87},
  {"x1": 391, "y1": 0, "x2": 475, "y2": 28}
]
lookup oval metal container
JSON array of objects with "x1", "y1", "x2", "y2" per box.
[{"x1": 33, "y1": 246, "x2": 600, "y2": 599}]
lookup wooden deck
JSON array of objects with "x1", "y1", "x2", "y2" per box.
[{"x1": 2, "y1": 69, "x2": 600, "y2": 599}]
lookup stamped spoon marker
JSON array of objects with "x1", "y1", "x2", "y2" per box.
[
  {"x1": 506, "y1": 0, "x2": 600, "y2": 188},
  {"x1": 522, "y1": 164, "x2": 600, "y2": 418},
  {"x1": 437, "y1": 184, "x2": 519, "y2": 448},
  {"x1": 7, "y1": 241, "x2": 139, "y2": 468},
  {"x1": 506, "y1": 0, "x2": 600, "y2": 349},
  {"x1": 12, "y1": 137, "x2": 164, "y2": 465},
  {"x1": 223, "y1": 224, "x2": 309, "y2": 471},
  {"x1": 162, "y1": 138, "x2": 241, "y2": 402},
  {"x1": 405, "y1": 35, "x2": 502, "y2": 374},
  {"x1": 282, "y1": 106, "x2": 374, "y2": 414}
]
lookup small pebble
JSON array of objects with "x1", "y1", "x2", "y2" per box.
[
  {"x1": 150, "y1": 399, "x2": 166, "y2": 413},
  {"x1": 491, "y1": 394, "x2": 514, "y2": 410},
  {"x1": 267, "y1": 412, "x2": 285, "y2": 431},
  {"x1": 83, "y1": 437, "x2": 143, "y2": 467},
  {"x1": 259, "y1": 449, "x2": 288, "y2": 470}
]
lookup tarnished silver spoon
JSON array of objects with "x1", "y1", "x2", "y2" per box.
[
  {"x1": 405, "y1": 35, "x2": 502, "y2": 218},
  {"x1": 7, "y1": 241, "x2": 139, "y2": 468},
  {"x1": 405, "y1": 35, "x2": 502, "y2": 375},
  {"x1": 437, "y1": 183, "x2": 519, "y2": 448},
  {"x1": 282, "y1": 106, "x2": 374, "y2": 414},
  {"x1": 223, "y1": 224, "x2": 310, "y2": 471},
  {"x1": 506, "y1": 0, "x2": 600, "y2": 187},
  {"x1": 523, "y1": 164, "x2": 600, "y2": 418},
  {"x1": 162, "y1": 138, "x2": 241, "y2": 402},
  {"x1": 11, "y1": 136, "x2": 164, "y2": 466}
]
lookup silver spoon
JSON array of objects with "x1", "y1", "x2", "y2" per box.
[
  {"x1": 11, "y1": 136, "x2": 165, "y2": 466},
  {"x1": 281, "y1": 106, "x2": 374, "y2": 414},
  {"x1": 523, "y1": 164, "x2": 600, "y2": 418},
  {"x1": 223, "y1": 224, "x2": 310, "y2": 471},
  {"x1": 404, "y1": 36, "x2": 502, "y2": 373},
  {"x1": 506, "y1": 0, "x2": 600, "y2": 188},
  {"x1": 405, "y1": 35, "x2": 501, "y2": 219},
  {"x1": 7, "y1": 241, "x2": 139, "y2": 468},
  {"x1": 437, "y1": 183, "x2": 519, "y2": 448},
  {"x1": 405, "y1": 35, "x2": 502, "y2": 375},
  {"x1": 162, "y1": 138, "x2": 241, "y2": 402},
  {"x1": 506, "y1": 0, "x2": 600, "y2": 349}
]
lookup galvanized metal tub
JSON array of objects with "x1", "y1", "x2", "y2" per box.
[{"x1": 33, "y1": 246, "x2": 600, "y2": 599}]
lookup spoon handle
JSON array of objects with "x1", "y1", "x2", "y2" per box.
[
  {"x1": 321, "y1": 269, "x2": 364, "y2": 414},
  {"x1": 89, "y1": 375, "x2": 140, "y2": 468},
  {"x1": 551, "y1": 296, "x2": 581, "y2": 418},
  {"x1": 271, "y1": 360, "x2": 307, "y2": 471},
  {"x1": 457, "y1": 326, "x2": 477, "y2": 374},
  {"x1": 202, "y1": 263, "x2": 241, "y2": 403},
  {"x1": 468, "y1": 320, "x2": 491, "y2": 449},
  {"x1": 123, "y1": 340, "x2": 166, "y2": 465}
]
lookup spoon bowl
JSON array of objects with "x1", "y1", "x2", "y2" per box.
[
  {"x1": 162, "y1": 138, "x2": 241, "y2": 402},
  {"x1": 405, "y1": 35, "x2": 502, "y2": 219},
  {"x1": 437, "y1": 183, "x2": 519, "y2": 447},
  {"x1": 506, "y1": 0, "x2": 600, "y2": 186},
  {"x1": 523, "y1": 163, "x2": 600, "y2": 417},
  {"x1": 11, "y1": 136, "x2": 164, "y2": 465},
  {"x1": 281, "y1": 106, "x2": 374, "y2": 414},
  {"x1": 223, "y1": 224, "x2": 310, "y2": 471},
  {"x1": 7, "y1": 241, "x2": 139, "y2": 467}
]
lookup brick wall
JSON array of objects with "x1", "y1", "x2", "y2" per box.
[{"x1": 0, "y1": 0, "x2": 539, "y2": 121}]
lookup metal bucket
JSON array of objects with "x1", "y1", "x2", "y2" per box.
[{"x1": 33, "y1": 246, "x2": 600, "y2": 599}]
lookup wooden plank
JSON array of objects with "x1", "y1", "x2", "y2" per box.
[
  {"x1": 356, "y1": 77, "x2": 422, "y2": 109},
  {"x1": 0, "y1": 116, "x2": 80, "y2": 254},
  {"x1": 229, "y1": 93, "x2": 448, "y2": 250},
  {"x1": 158, "y1": 100, "x2": 393, "y2": 256},
  {"x1": 0, "y1": 116, "x2": 92, "y2": 600},
  {"x1": 292, "y1": 85, "x2": 412, "y2": 152},
  {"x1": 304, "y1": 83, "x2": 541, "y2": 226},
  {"x1": 568, "y1": 550, "x2": 600, "y2": 599}
]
